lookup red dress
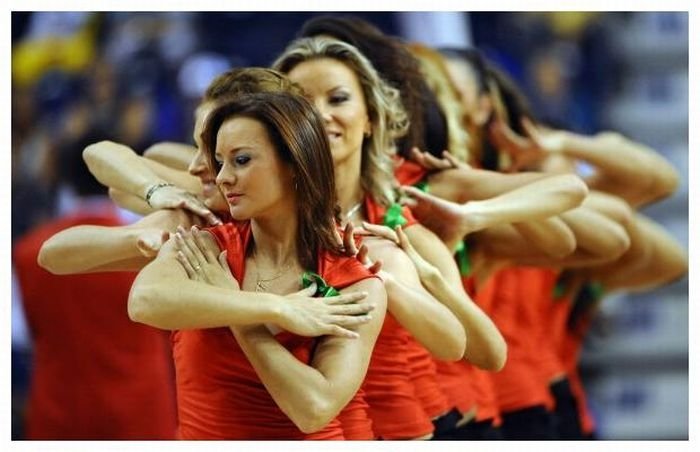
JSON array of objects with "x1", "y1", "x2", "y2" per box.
[
  {"x1": 352, "y1": 196, "x2": 436, "y2": 439},
  {"x1": 13, "y1": 207, "x2": 177, "y2": 439},
  {"x1": 172, "y1": 221, "x2": 376, "y2": 440},
  {"x1": 488, "y1": 267, "x2": 555, "y2": 414}
]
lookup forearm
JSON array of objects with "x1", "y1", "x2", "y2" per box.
[
  {"x1": 384, "y1": 275, "x2": 466, "y2": 360},
  {"x1": 129, "y1": 276, "x2": 282, "y2": 330},
  {"x1": 230, "y1": 279, "x2": 386, "y2": 434},
  {"x1": 589, "y1": 215, "x2": 687, "y2": 292},
  {"x1": 109, "y1": 188, "x2": 154, "y2": 215},
  {"x1": 428, "y1": 167, "x2": 551, "y2": 203},
  {"x1": 38, "y1": 225, "x2": 151, "y2": 274},
  {"x1": 231, "y1": 326, "x2": 343, "y2": 433},
  {"x1": 560, "y1": 131, "x2": 679, "y2": 205},
  {"x1": 420, "y1": 271, "x2": 506, "y2": 371},
  {"x1": 143, "y1": 142, "x2": 197, "y2": 171},
  {"x1": 83, "y1": 140, "x2": 169, "y2": 199},
  {"x1": 462, "y1": 174, "x2": 587, "y2": 232},
  {"x1": 511, "y1": 217, "x2": 577, "y2": 259}
]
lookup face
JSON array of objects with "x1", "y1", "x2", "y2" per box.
[
  {"x1": 286, "y1": 58, "x2": 371, "y2": 166},
  {"x1": 188, "y1": 102, "x2": 227, "y2": 212},
  {"x1": 214, "y1": 116, "x2": 296, "y2": 221},
  {"x1": 445, "y1": 59, "x2": 490, "y2": 126}
]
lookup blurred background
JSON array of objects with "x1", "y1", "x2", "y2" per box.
[{"x1": 10, "y1": 11, "x2": 688, "y2": 440}]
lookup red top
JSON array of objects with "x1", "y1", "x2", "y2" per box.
[
  {"x1": 466, "y1": 273, "x2": 501, "y2": 424},
  {"x1": 13, "y1": 210, "x2": 177, "y2": 439},
  {"x1": 173, "y1": 221, "x2": 376, "y2": 440},
  {"x1": 488, "y1": 267, "x2": 555, "y2": 413},
  {"x1": 527, "y1": 268, "x2": 566, "y2": 410},
  {"x1": 356, "y1": 195, "x2": 435, "y2": 439},
  {"x1": 404, "y1": 334, "x2": 452, "y2": 418},
  {"x1": 560, "y1": 310, "x2": 597, "y2": 434},
  {"x1": 394, "y1": 158, "x2": 428, "y2": 186}
]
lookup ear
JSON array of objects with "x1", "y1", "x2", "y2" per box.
[
  {"x1": 473, "y1": 94, "x2": 493, "y2": 127},
  {"x1": 363, "y1": 119, "x2": 372, "y2": 138}
]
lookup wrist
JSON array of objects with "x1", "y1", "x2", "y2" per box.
[
  {"x1": 144, "y1": 182, "x2": 175, "y2": 206},
  {"x1": 460, "y1": 201, "x2": 485, "y2": 234}
]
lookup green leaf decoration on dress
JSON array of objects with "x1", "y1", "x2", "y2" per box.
[
  {"x1": 454, "y1": 241, "x2": 471, "y2": 277},
  {"x1": 382, "y1": 203, "x2": 408, "y2": 229},
  {"x1": 413, "y1": 180, "x2": 430, "y2": 193},
  {"x1": 301, "y1": 271, "x2": 340, "y2": 297}
]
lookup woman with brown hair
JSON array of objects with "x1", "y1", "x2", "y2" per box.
[{"x1": 128, "y1": 90, "x2": 387, "y2": 439}]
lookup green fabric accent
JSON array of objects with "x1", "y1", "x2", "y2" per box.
[
  {"x1": 454, "y1": 241, "x2": 471, "y2": 277},
  {"x1": 382, "y1": 203, "x2": 408, "y2": 229},
  {"x1": 589, "y1": 282, "x2": 605, "y2": 300},
  {"x1": 301, "y1": 271, "x2": 340, "y2": 297},
  {"x1": 413, "y1": 180, "x2": 430, "y2": 193}
]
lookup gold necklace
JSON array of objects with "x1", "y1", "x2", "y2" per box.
[{"x1": 253, "y1": 250, "x2": 293, "y2": 292}]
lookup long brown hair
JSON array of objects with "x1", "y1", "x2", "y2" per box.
[{"x1": 200, "y1": 91, "x2": 342, "y2": 269}]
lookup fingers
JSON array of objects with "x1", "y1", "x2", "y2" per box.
[
  {"x1": 295, "y1": 282, "x2": 318, "y2": 297},
  {"x1": 442, "y1": 151, "x2": 466, "y2": 169},
  {"x1": 328, "y1": 300, "x2": 375, "y2": 316},
  {"x1": 343, "y1": 222, "x2": 359, "y2": 256},
  {"x1": 176, "y1": 249, "x2": 198, "y2": 279},
  {"x1": 356, "y1": 244, "x2": 371, "y2": 266},
  {"x1": 368, "y1": 259, "x2": 383, "y2": 274},
  {"x1": 174, "y1": 229, "x2": 201, "y2": 271},
  {"x1": 395, "y1": 225, "x2": 412, "y2": 251},
  {"x1": 177, "y1": 225, "x2": 207, "y2": 264},
  {"x1": 361, "y1": 222, "x2": 398, "y2": 243},
  {"x1": 327, "y1": 314, "x2": 373, "y2": 328},
  {"x1": 521, "y1": 116, "x2": 539, "y2": 139},
  {"x1": 324, "y1": 324, "x2": 360, "y2": 339},
  {"x1": 421, "y1": 152, "x2": 452, "y2": 170},
  {"x1": 324, "y1": 291, "x2": 368, "y2": 305},
  {"x1": 332, "y1": 226, "x2": 343, "y2": 247},
  {"x1": 192, "y1": 226, "x2": 218, "y2": 263}
]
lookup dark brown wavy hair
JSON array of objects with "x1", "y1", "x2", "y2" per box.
[{"x1": 200, "y1": 91, "x2": 342, "y2": 269}]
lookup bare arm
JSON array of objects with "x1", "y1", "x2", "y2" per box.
[
  {"x1": 37, "y1": 209, "x2": 200, "y2": 274},
  {"x1": 109, "y1": 188, "x2": 155, "y2": 216},
  {"x1": 364, "y1": 236, "x2": 466, "y2": 361},
  {"x1": 143, "y1": 141, "x2": 197, "y2": 171},
  {"x1": 394, "y1": 226, "x2": 507, "y2": 371},
  {"x1": 231, "y1": 277, "x2": 387, "y2": 433},
  {"x1": 584, "y1": 214, "x2": 687, "y2": 292},
  {"x1": 84, "y1": 140, "x2": 218, "y2": 223}
]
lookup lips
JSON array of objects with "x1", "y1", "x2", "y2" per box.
[{"x1": 225, "y1": 193, "x2": 243, "y2": 204}]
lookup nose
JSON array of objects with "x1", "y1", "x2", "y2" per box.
[
  {"x1": 215, "y1": 163, "x2": 235, "y2": 188},
  {"x1": 188, "y1": 149, "x2": 206, "y2": 176},
  {"x1": 314, "y1": 99, "x2": 332, "y2": 123}
]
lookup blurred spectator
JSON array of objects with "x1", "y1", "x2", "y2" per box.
[{"x1": 12, "y1": 128, "x2": 178, "y2": 439}]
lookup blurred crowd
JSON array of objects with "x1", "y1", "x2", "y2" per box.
[{"x1": 11, "y1": 12, "x2": 623, "y2": 241}]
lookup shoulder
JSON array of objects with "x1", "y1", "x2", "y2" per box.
[
  {"x1": 318, "y1": 251, "x2": 378, "y2": 291},
  {"x1": 203, "y1": 221, "x2": 249, "y2": 251}
]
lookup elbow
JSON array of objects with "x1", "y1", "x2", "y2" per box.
[
  {"x1": 291, "y1": 397, "x2": 337, "y2": 434},
  {"x1": 37, "y1": 242, "x2": 65, "y2": 275},
  {"x1": 562, "y1": 174, "x2": 589, "y2": 209},
  {"x1": 127, "y1": 283, "x2": 161, "y2": 326},
  {"x1": 435, "y1": 335, "x2": 467, "y2": 361},
  {"x1": 465, "y1": 336, "x2": 508, "y2": 372},
  {"x1": 544, "y1": 225, "x2": 577, "y2": 259}
]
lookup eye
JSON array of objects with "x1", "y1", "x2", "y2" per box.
[
  {"x1": 234, "y1": 154, "x2": 251, "y2": 165},
  {"x1": 329, "y1": 93, "x2": 349, "y2": 105}
]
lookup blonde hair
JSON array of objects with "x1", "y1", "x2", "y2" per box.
[
  {"x1": 407, "y1": 43, "x2": 471, "y2": 163},
  {"x1": 273, "y1": 36, "x2": 409, "y2": 206}
]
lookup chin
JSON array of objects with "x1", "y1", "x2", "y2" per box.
[{"x1": 228, "y1": 205, "x2": 253, "y2": 222}]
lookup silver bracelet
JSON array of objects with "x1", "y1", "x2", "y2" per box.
[{"x1": 144, "y1": 183, "x2": 174, "y2": 207}]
